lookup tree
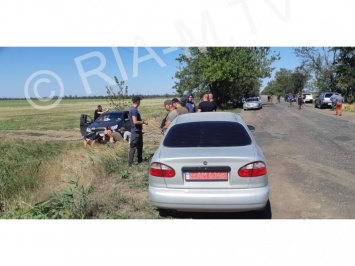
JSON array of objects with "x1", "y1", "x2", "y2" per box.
[
  {"x1": 293, "y1": 47, "x2": 337, "y2": 93},
  {"x1": 173, "y1": 47, "x2": 279, "y2": 106},
  {"x1": 332, "y1": 47, "x2": 355, "y2": 103},
  {"x1": 106, "y1": 76, "x2": 129, "y2": 110},
  {"x1": 261, "y1": 67, "x2": 309, "y2": 96}
]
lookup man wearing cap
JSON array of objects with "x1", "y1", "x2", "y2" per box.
[
  {"x1": 162, "y1": 99, "x2": 178, "y2": 134},
  {"x1": 128, "y1": 96, "x2": 148, "y2": 167},
  {"x1": 172, "y1": 98, "x2": 188, "y2": 115}
]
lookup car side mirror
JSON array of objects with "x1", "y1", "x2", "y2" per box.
[{"x1": 247, "y1": 125, "x2": 255, "y2": 132}]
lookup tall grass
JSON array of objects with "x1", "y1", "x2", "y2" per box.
[
  {"x1": 0, "y1": 138, "x2": 160, "y2": 219},
  {"x1": 343, "y1": 103, "x2": 355, "y2": 113},
  {"x1": 0, "y1": 139, "x2": 64, "y2": 204}
]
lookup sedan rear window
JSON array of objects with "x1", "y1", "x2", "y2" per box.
[
  {"x1": 325, "y1": 93, "x2": 333, "y2": 98},
  {"x1": 163, "y1": 121, "x2": 252, "y2": 147}
]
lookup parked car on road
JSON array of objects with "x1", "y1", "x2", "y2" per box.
[
  {"x1": 243, "y1": 97, "x2": 262, "y2": 110},
  {"x1": 285, "y1": 94, "x2": 296, "y2": 102},
  {"x1": 314, "y1": 92, "x2": 334, "y2": 109},
  {"x1": 149, "y1": 112, "x2": 270, "y2": 215},
  {"x1": 302, "y1": 93, "x2": 314, "y2": 103},
  {"x1": 80, "y1": 110, "x2": 131, "y2": 137}
]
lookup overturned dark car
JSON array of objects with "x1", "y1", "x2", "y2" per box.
[{"x1": 80, "y1": 110, "x2": 131, "y2": 137}]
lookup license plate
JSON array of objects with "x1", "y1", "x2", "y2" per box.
[{"x1": 185, "y1": 171, "x2": 228, "y2": 181}]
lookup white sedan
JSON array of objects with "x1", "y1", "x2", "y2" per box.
[
  {"x1": 243, "y1": 97, "x2": 262, "y2": 110},
  {"x1": 149, "y1": 112, "x2": 269, "y2": 215}
]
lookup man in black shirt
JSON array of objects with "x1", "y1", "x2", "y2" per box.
[
  {"x1": 94, "y1": 105, "x2": 108, "y2": 120},
  {"x1": 198, "y1": 94, "x2": 215, "y2": 112},
  {"x1": 208, "y1": 93, "x2": 217, "y2": 111}
]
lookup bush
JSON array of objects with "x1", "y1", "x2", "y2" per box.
[{"x1": 23, "y1": 178, "x2": 94, "y2": 219}]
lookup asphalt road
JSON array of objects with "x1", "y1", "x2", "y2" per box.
[
  {"x1": 162, "y1": 97, "x2": 354, "y2": 219},
  {"x1": 240, "y1": 96, "x2": 355, "y2": 219}
]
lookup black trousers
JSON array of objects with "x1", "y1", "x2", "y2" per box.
[{"x1": 129, "y1": 131, "x2": 143, "y2": 165}]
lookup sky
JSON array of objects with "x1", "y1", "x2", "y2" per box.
[
  {"x1": 0, "y1": 46, "x2": 301, "y2": 99},
  {"x1": 0, "y1": 47, "x2": 185, "y2": 98}
]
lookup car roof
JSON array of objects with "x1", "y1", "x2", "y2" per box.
[
  {"x1": 105, "y1": 110, "x2": 128, "y2": 113},
  {"x1": 173, "y1": 112, "x2": 244, "y2": 125},
  {"x1": 246, "y1": 97, "x2": 259, "y2": 100}
]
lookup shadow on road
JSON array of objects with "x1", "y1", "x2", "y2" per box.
[{"x1": 159, "y1": 201, "x2": 272, "y2": 219}]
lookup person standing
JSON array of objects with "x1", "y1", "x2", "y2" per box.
[
  {"x1": 198, "y1": 94, "x2": 215, "y2": 112},
  {"x1": 172, "y1": 98, "x2": 188, "y2": 115},
  {"x1": 128, "y1": 96, "x2": 148, "y2": 167},
  {"x1": 94, "y1": 105, "x2": 108, "y2": 121},
  {"x1": 297, "y1": 94, "x2": 304, "y2": 109},
  {"x1": 330, "y1": 93, "x2": 338, "y2": 111},
  {"x1": 335, "y1": 93, "x2": 344, "y2": 116},
  {"x1": 185, "y1": 94, "x2": 197, "y2": 113},
  {"x1": 208, "y1": 93, "x2": 217, "y2": 111},
  {"x1": 161, "y1": 99, "x2": 178, "y2": 134},
  {"x1": 287, "y1": 93, "x2": 293, "y2": 107}
]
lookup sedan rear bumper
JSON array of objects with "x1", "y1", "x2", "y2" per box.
[{"x1": 149, "y1": 185, "x2": 269, "y2": 212}]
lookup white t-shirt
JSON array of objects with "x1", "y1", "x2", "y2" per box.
[{"x1": 123, "y1": 131, "x2": 131, "y2": 143}]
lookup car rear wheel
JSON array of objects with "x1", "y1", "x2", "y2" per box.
[
  {"x1": 254, "y1": 200, "x2": 272, "y2": 219},
  {"x1": 158, "y1": 209, "x2": 176, "y2": 217}
]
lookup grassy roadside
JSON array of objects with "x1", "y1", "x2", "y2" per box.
[
  {"x1": 0, "y1": 136, "x2": 163, "y2": 219},
  {"x1": 0, "y1": 98, "x2": 168, "y2": 219}
]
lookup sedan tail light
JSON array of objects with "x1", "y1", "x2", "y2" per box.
[
  {"x1": 150, "y1": 162, "x2": 175, "y2": 178},
  {"x1": 238, "y1": 161, "x2": 267, "y2": 177}
]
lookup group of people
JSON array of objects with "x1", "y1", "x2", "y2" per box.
[
  {"x1": 84, "y1": 125, "x2": 130, "y2": 147},
  {"x1": 284, "y1": 92, "x2": 345, "y2": 115},
  {"x1": 83, "y1": 99, "x2": 147, "y2": 168},
  {"x1": 160, "y1": 93, "x2": 217, "y2": 134},
  {"x1": 84, "y1": 104, "x2": 131, "y2": 147}
]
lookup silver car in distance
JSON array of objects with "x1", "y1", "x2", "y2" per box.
[
  {"x1": 243, "y1": 97, "x2": 262, "y2": 110},
  {"x1": 149, "y1": 112, "x2": 269, "y2": 213}
]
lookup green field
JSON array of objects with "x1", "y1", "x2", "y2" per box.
[{"x1": 0, "y1": 98, "x2": 169, "y2": 131}]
